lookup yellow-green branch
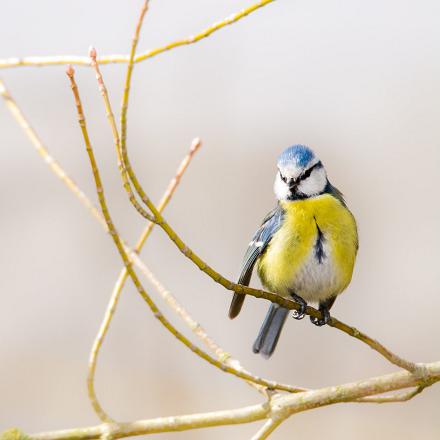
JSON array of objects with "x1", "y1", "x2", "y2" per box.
[
  {"x1": 0, "y1": 0, "x2": 275, "y2": 69},
  {"x1": 6, "y1": 360, "x2": 439, "y2": 440}
]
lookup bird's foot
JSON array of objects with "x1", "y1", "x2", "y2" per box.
[
  {"x1": 310, "y1": 308, "x2": 330, "y2": 326},
  {"x1": 290, "y1": 293, "x2": 307, "y2": 320}
]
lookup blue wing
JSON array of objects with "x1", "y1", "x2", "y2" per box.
[{"x1": 228, "y1": 206, "x2": 284, "y2": 319}]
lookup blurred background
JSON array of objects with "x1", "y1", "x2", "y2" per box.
[{"x1": 1, "y1": 0, "x2": 439, "y2": 438}]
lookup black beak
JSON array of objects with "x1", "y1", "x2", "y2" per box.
[{"x1": 288, "y1": 178, "x2": 299, "y2": 191}]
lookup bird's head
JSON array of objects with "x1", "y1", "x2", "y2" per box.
[{"x1": 274, "y1": 145, "x2": 328, "y2": 201}]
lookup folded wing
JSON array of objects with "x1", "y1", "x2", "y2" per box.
[{"x1": 228, "y1": 206, "x2": 283, "y2": 319}]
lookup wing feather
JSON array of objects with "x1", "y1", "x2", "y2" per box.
[{"x1": 228, "y1": 206, "x2": 283, "y2": 319}]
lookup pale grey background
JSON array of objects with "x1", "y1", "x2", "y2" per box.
[{"x1": 1, "y1": 0, "x2": 439, "y2": 438}]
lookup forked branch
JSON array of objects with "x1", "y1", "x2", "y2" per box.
[{"x1": 6, "y1": 360, "x2": 438, "y2": 440}]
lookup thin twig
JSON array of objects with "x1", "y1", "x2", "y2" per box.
[
  {"x1": 90, "y1": 45, "x2": 155, "y2": 223},
  {"x1": 133, "y1": 0, "x2": 274, "y2": 64},
  {"x1": 0, "y1": 0, "x2": 275, "y2": 69},
  {"x1": 119, "y1": 0, "x2": 148, "y2": 201},
  {"x1": 0, "y1": 78, "x2": 106, "y2": 230},
  {"x1": 356, "y1": 385, "x2": 426, "y2": 403},
  {"x1": 251, "y1": 417, "x2": 285, "y2": 440}
]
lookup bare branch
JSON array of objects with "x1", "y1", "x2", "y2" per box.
[
  {"x1": 0, "y1": 0, "x2": 275, "y2": 69},
  {"x1": 274, "y1": 362, "x2": 439, "y2": 416},
  {"x1": 15, "y1": 361, "x2": 440, "y2": 440},
  {"x1": 89, "y1": 46, "x2": 156, "y2": 223},
  {"x1": 119, "y1": 0, "x2": 150, "y2": 223},
  {"x1": 26, "y1": 403, "x2": 267, "y2": 440},
  {"x1": 133, "y1": 0, "x2": 274, "y2": 64},
  {"x1": 0, "y1": 78, "x2": 106, "y2": 231}
]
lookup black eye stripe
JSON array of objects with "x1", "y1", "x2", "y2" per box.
[
  {"x1": 298, "y1": 161, "x2": 322, "y2": 182},
  {"x1": 279, "y1": 161, "x2": 322, "y2": 185}
]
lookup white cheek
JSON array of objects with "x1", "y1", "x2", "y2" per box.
[
  {"x1": 274, "y1": 173, "x2": 289, "y2": 200},
  {"x1": 297, "y1": 167, "x2": 327, "y2": 196}
]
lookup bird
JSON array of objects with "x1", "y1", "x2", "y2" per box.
[{"x1": 228, "y1": 144, "x2": 358, "y2": 358}]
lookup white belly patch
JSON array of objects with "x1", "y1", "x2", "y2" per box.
[{"x1": 291, "y1": 239, "x2": 342, "y2": 303}]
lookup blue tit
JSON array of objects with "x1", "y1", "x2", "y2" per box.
[{"x1": 229, "y1": 145, "x2": 358, "y2": 358}]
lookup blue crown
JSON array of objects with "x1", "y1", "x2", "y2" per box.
[{"x1": 278, "y1": 145, "x2": 315, "y2": 168}]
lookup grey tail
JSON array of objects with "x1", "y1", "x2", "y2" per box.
[
  {"x1": 229, "y1": 292, "x2": 246, "y2": 319},
  {"x1": 253, "y1": 304, "x2": 289, "y2": 359}
]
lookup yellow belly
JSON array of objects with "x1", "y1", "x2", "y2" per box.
[{"x1": 257, "y1": 194, "x2": 358, "y2": 302}]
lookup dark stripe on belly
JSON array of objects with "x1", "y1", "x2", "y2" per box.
[{"x1": 314, "y1": 218, "x2": 326, "y2": 264}]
